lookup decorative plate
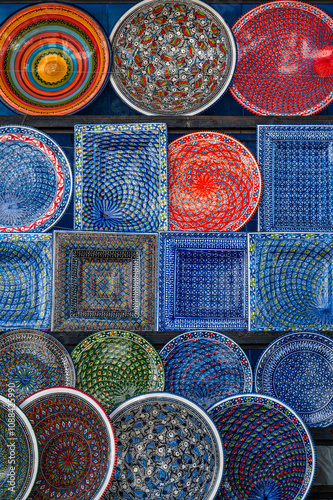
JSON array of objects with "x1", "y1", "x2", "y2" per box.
[
  {"x1": 72, "y1": 329, "x2": 165, "y2": 413},
  {"x1": 20, "y1": 387, "x2": 117, "y2": 500},
  {"x1": 106, "y1": 392, "x2": 224, "y2": 500},
  {"x1": 160, "y1": 330, "x2": 252, "y2": 409},
  {"x1": 0, "y1": 394, "x2": 38, "y2": 500},
  {"x1": 208, "y1": 394, "x2": 316, "y2": 500},
  {"x1": 168, "y1": 132, "x2": 261, "y2": 231},
  {"x1": 158, "y1": 231, "x2": 248, "y2": 331},
  {"x1": 109, "y1": 0, "x2": 236, "y2": 115},
  {"x1": 0, "y1": 126, "x2": 72, "y2": 232},
  {"x1": 0, "y1": 329, "x2": 76, "y2": 405},
  {"x1": 255, "y1": 332, "x2": 333, "y2": 427},
  {"x1": 258, "y1": 125, "x2": 333, "y2": 232},
  {"x1": 231, "y1": 1, "x2": 333, "y2": 116},
  {"x1": 0, "y1": 3, "x2": 111, "y2": 115},
  {"x1": 52, "y1": 231, "x2": 156, "y2": 331},
  {"x1": 74, "y1": 123, "x2": 168, "y2": 232},
  {"x1": 0, "y1": 233, "x2": 52, "y2": 330},
  {"x1": 249, "y1": 232, "x2": 333, "y2": 331}
]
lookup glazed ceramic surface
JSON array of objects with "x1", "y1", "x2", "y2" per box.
[
  {"x1": 160, "y1": 330, "x2": 252, "y2": 409},
  {"x1": 0, "y1": 329, "x2": 75, "y2": 404},
  {"x1": 74, "y1": 123, "x2": 168, "y2": 232},
  {"x1": 168, "y1": 132, "x2": 261, "y2": 231},
  {"x1": 0, "y1": 126, "x2": 72, "y2": 232},
  {"x1": 208, "y1": 394, "x2": 315, "y2": 500},
  {"x1": 0, "y1": 394, "x2": 38, "y2": 500},
  {"x1": 249, "y1": 232, "x2": 333, "y2": 331},
  {"x1": 20, "y1": 387, "x2": 117, "y2": 500},
  {"x1": 110, "y1": 0, "x2": 236, "y2": 115},
  {"x1": 0, "y1": 3, "x2": 111, "y2": 115},
  {"x1": 158, "y1": 231, "x2": 248, "y2": 331},
  {"x1": 255, "y1": 332, "x2": 333, "y2": 427},
  {"x1": 0, "y1": 233, "x2": 52, "y2": 330},
  {"x1": 231, "y1": 1, "x2": 333, "y2": 115},
  {"x1": 72, "y1": 329, "x2": 165, "y2": 412},
  {"x1": 106, "y1": 392, "x2": 224, "y2": 500},
  {"x1": 52, "y1": 231, "x2": 156, "y2": 331},
  {"x1": 258, "y1": 125, "x2": 333, "y2": 232}
]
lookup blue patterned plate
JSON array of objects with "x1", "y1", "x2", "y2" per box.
[
  {"x1": 0, "y1": 394, "x2": 38, "y2": 500},
  {"x1": 107, "y1": 392, "x2": 224, "y2": 500},
  {"x1": 160, "y1": 330, "x2": 252, "y2": 409},
  {"x1": 208, "y1": 394, "x2": 315, "y2": 500},
  {"x1": 74, "y1": 123, "x2": 167, "y2": 232},
  {"x1": 255, "y1": 332, "x2": 333, "y2": 427}
]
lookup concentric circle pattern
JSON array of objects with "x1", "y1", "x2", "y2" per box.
[
  {"x1": 0, "y1": 3, "x2": 111, "y2": 115},
  {"x1": 231, "y1": 1, "x2": 333, "y2": 116},
  {"x1": 208, "y1": 395, "x2": 315, "y2": 500},
  {"x1": 110, "y1": 0, "x2": 236, "y2": 115},
  {"x1": 168, "y1": 132, "x2": 261, "y2": 231},
  {"x1": 160, "y1": 330, "x2": 252, "y2": 409}
]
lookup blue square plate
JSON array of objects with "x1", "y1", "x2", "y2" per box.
[
  {"x1": 74, "y1": 123, "x2": 168, "y2": 232},
  {"x1": 258, "y1": 125, "x2": 333, "y2": 232},
  {"x1": 249, "y1": 232, "x2": 333, "y2": 331},
  {"x1": 158, "y1": 232, "x2": 248, "y2": 331}
]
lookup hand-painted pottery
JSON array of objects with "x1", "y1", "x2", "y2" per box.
[
  {"x1": 20, "y1": 387, "x2": 117, "y2": 500},
  {"x1": 0, "y1": 126, "x2": 72, "y2": 232},
  {"x1": 0, "y1": 3, "x2": 111, "y2": 115},
  {"x1": 231, "y1": 1, "x2": 333, "y2": 115},
  {"x1": 0, "y1": 329, "x2": 76, "y2": 404},
  {"x1": 0, "y1": 394, "x2": 38, "y2": 500},
  {"x1": 110, "y1": 0, "x2": 236, "y2": 115},
  {"x1": 208, "y1": 394, "x2": 315, "y2": 500},
  {"x1": 106, "y1": 392, "x2": 224, "y2": 500},
  {"x1": 160, "y1": 330, "x2": 252, "y2": 409},
  {"x1": 72, "y1": 330, "x2": 165, "y2": 413},
  {"x1": 168, "y1": 132, "x2": 261, "y2": 231},
  {"x1": 255, "y1": 332, "x2": 333, "y2": 427}
]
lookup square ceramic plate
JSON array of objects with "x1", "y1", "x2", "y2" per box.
[
  {"x1": 0, "y1": 233, "x2": 52, "y2": 329},
  {"x1": 74, "y1": 123, "x2": 168, "y2": 232},
  {"x1": 249, "y1": 232, "x2": 333, "y2": 331},
  {"x1": 258, "y1": 125, "x2": 333, "y2": 231},
  {"x1": 52, "y1": 231, "x2": 157, "y2": 331},
  {"x1": 158, "y1": 232, "x2": 248, "y2": 331}
]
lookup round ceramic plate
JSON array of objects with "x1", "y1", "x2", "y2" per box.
[
  {"x1": 0, "y1": 394, "x2": 38, "y2": 500},
  {"x1": 71, "y1": 330, "x2": 165, "y2": 413},
  {"x1": 168, "y1": 132, "x2": 262, "y2": 231},
  {"x1": 110, "y1": 0, "x2": 236, "y2": 115},
  {"x1": 160, "y1": 330, "x2": 252, "y2": 409},
  {"x1": 230, "y1": 1, "x2": 333, "y2": 116},
  {"x1": 20, "y1": 387, "x2": 117, "y2": 500},
  {"x1": 0, "y1": 329, "x2": 76, "y2": 404},
  {"x1": 208, "y1": 394, "x2": 315, "y2": 500},
  {"x1": 0, "y1": 126, "x2": 72, "y2": 232},
  {"x1": 255, "y1": 332, "x2": 333, "y2": 427},
  {"x1": 106, "y1": 392, "x2": 223, "y2": 500},
  {"x1": 0, "y1": 3, "x2": 111, "y2": 115}
]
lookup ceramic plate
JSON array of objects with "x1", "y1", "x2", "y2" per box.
[
  {"x1": 74, "y1": 123, "x2": 168, "y2": 232},
  {"x1": 0, "y1": 3, "x2": 111, "y2": 115},
  {"x1": 106, "y1": 392, "x2": 224, "y2": 500},
  {"x1": 158, "y1": 231, "x2": 248, "y2": 330},
  {"x1": 0, "y1": 329, "x2": 75, "y2": 404},
  {"x1": 168, "y1": 132, "x2": 261, "y2": 231},
  {"x1": 255, "y1": 332, "x2": 333, "y2": 427},
  {"x1": 0, "y1": 126, "x2": 72, "y2": 232},
  {"x1": 110, "y1": 0, "x2": 236, "y2": 115},
  {"x1": 72, "y1": 329, "x2": 165, "y2": 412},
  {"x1": 0, "y1": 394, "x2": 38, "y2": 500},
  {"x1": 160, "y1": 330, "x2": 252, "y2": 409},
  {"x1": 20, "y1": 387, "x2": 117, "y2": 500},
  {"x1": 209, "y1": 394, "x2": 315, "y2": 500}
]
